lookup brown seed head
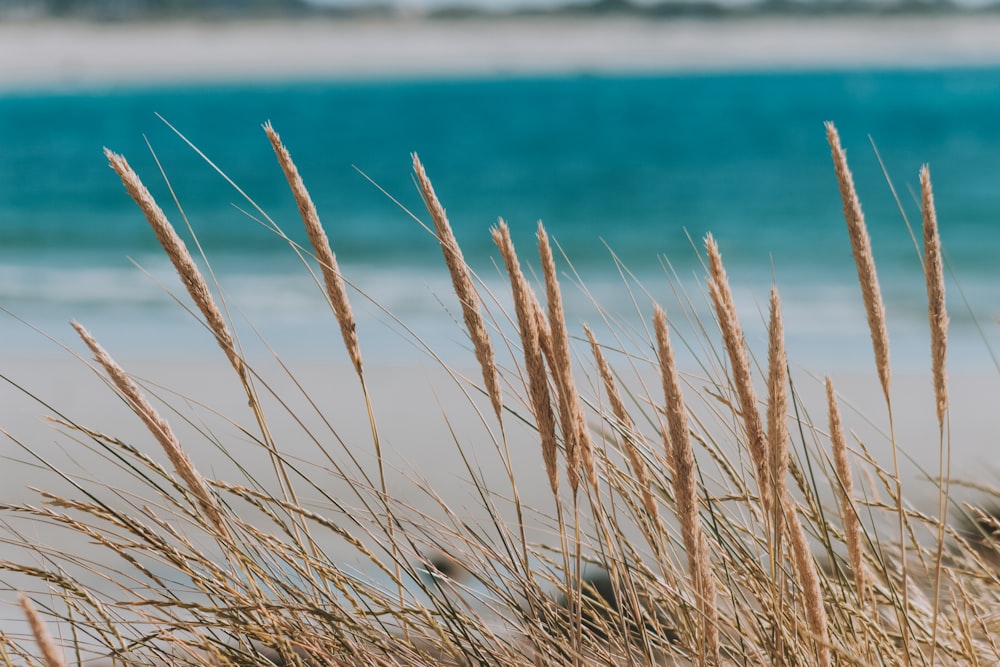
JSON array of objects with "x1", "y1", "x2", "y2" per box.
[
  {"x1": 766, "y1": 287, "x2": 789, "y2": 533},
  {"x1": 705, "y1": 233, "x2": 771, "y2": 517},
  {"x1": 413, "y1": 153, "x2": 502, "y2": 423},
  {"x1": 493, "y1": 221, "x2": 559, "y2": 496},
  {"x1": 105, "y1": 149, "x2": 246, "y2": 381},
  {"x1": 825, "y1": 122, "x2": 891, "y2": 401},
  {"x1": 538, "y1": 223, "x2": 596, "y2": 494},
  {"x1": 920, "y1": 165, "x2": 948, "y2": 425},
  {"x1": 73, "y1": 321, "x2": 228, "y2": 537},
  {"x1": 19, "y1": 594, "x2": 68, "y2": 667},
  {"x1": 826, "y1": 376, "x2": 868, "y2": 602},
  {"x1": 264, "y1": 123, "x2": 363, "y2": 377}
]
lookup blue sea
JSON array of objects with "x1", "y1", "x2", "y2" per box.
[{"x1": 3, "y1": 69, "x2": 1000, "y2": 372}]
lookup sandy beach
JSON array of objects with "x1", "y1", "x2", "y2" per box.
[
  {"x1": 4, "y1": 354, "x2": 996, "y2": 515},
  {"x1": 2, "y1": 347, "x2": 998, "y2": 651},
  {"x1": 5, "y1": 14, "x2": 1000, "y2": 90}
]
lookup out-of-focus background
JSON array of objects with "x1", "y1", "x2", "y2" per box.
[
  {"x1": 3, "y1": 0, "x2": 1000, "y2": 368},
  {"x1": 3, "y1": 0, "x2": 1000, "y2": 647},
  {"x1": 4, "y1": 0, "x2": 1000, "y2": 476},
  {"x1": 2, "y1": 0, "x2": 1000, "y2": 485}
]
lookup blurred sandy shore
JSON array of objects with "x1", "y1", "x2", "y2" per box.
[
  {"x1": 5, "y1": 15, "x2": 1000, "y2": 89},
  {"x1": 1, "y1": 354, "x2": 998, "y2": 645},
  {"x1": 3, "y1": 355, "x2": 998, "y2": 510}
]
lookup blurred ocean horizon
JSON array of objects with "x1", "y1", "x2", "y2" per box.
[{"x1": 2, "y1": 68, "x2": 1000, "y2": 373}]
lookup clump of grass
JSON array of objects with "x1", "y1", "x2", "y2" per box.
[{"x1": 1, "y1": 121, "x2": 994, "y2": 667}]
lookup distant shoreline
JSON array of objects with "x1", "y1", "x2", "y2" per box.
[{"x1": 5, "y1": 15, "x2": 1000, "y2": 90}]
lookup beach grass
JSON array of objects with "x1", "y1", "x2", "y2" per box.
[{"x1": 1, "y1": 121, "x2": 996, "y2": 666}]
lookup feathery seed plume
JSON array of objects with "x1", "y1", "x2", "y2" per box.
[
  {"x1": 105, "y1": 149, "x2": 246, "y2": 381},
  {"x1": 493, "y1": 221, "x2": 559, "y2": 496},
  {"x1": 766, "y1": 286, "x2": 790, "y2": 539},
  {"x1": 706, "y1": 233, "x2": 771, "y2": 519},
  {"x1": 826, "y1": 377, "x2": 868, "y2": 603},
  {"x1": 264, "y1": 122, "x2": 363, "y2": 377},
  {"x1": 920, "y1": 165, "x2": 948, "y2": 425},
  {"x1": 654, "y1": 305, "x2": 720, "y2": 663},
  {"x1": 825, "y1": 122, "x2": 891, "y2": 401},
  {"x1": 19, "y1": 595, "x2": 67, "y2": 667},
  {"x1": 785, "y1": 488, "x2": 832, "y2": 667},
  {"x1": 538, "y1": 223, "x2": 597, "y2": 494},
  {"x1": 413, "y1": 153, "x2": 502, "y2": 423},
  {"x1": 73, "y1": 321, "x2": 228, "y2": 537}
]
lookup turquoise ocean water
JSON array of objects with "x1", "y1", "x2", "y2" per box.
[{"x1": 3, "y1": 69, "x2": 1000, "y2": 371}]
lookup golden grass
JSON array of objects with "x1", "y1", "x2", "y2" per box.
[
  {"x1": 585, "y1": 324, "x2": 658, "y2": 526},
  {"x1": 71, "y1": 320, "x2": 228, "y2": 538},
  {"x1": 920, "y1": 163, "x2": 952, "y2": 664},
  {"x1": 264, "y1": 122, "x2": 364, "y2": 379},
  {"x1": 920, "y1": 164, "x2": 949, "y2": 428},
  {"x1": 826, "y1": 121, "x2": 909, "y2": 660},
  {"x1": 653, "y1": 305, "x2": 719, "y2": 664},
  {"x1": 3, "y1": 122, "x2": 995, "y2": 667},
  {"x1": 105, "y1": 149, "x2": 246, "y2": 383},
  {"x1": 705, "y1": 234, "x2": 772, "y2": 526},
  {"x1": 825, "y1": 122, "x2": 891, "y2": 402},
  {"x1": 494, "y1": 220, "x2": 560, "y2": 497},
  {"x1": 19, "y1": 595, "x2": 67, "y2": 667},
  {"x1": 826, "y1": 376, "x2": 868, "y2": 607},
  {"x1": 414, "y1": 154, "x2": 503, "y2": 425},
  {"x1": 539, "y1": 223, "x2": 596, "y2": 496}
]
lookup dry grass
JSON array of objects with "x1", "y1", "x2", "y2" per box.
[
  {"x1": 2, "y1": 121, "x2": 995, "y2": 667},
  {"x1": 921, "y1": 164, "x2": 949, "y2": 428},
  {"x1": 825, "y1": 122, "x2": 891, "y2": 402},
  {"x1": 71, "y1": 321, "x2": 228, "y2": 539},
  {"x1": 105, "y1": 149, "x2": 246, "y2": 383},
  {"x1": 705, "y1": 234, "x2": 772, "y2": 527},
  {"x1": 539, "y1": 223, "x2": 596, "y2": 496},
  {"x1": 653, "y1": 305, "x2": 719, "y2": 664},
  {"x1": 585, "y1": 324, "x2": 658, "y2": 526},
  {"x1": 414, "y1": 154, "x2": 503, "y2": 426},
  {"x1": 826, "y1": 121, "x2": 909, "y2": 660},
  {"x1": 826, "y1": 376, "x2": 868, "y2": 607},
  {"x1": 19, "y1": 595, "x2": 67, "y2": 667},
  {"x1": 494, "y1": 220, "x2": 560, "y2": 497},
  {"x1": 264, "y1": 122, "x2": 364, "y2": 380}
]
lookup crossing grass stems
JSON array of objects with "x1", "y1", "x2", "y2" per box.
[{"x1": 7, "y1": 122, "x2": 994, "y2": 667}]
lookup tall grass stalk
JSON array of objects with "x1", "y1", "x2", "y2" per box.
[
  {"x1": 705, "y1": 234, "x2": 773, "y2": 540},
  {"x1": 920, "y1": 164, "x2": 951, "y2": 662},
  {"x1": 653, "y1": 306, "x2": 719, "y2": 664},
  {"x1": 413, "y1": 154, "x2": 502, "y2": 426},
  {"x1": 826, "y1": 122, "x2": 908, "y2": 661},
  {"x1": 765, "y1": 290, "x2": 830, "y2": 667}
]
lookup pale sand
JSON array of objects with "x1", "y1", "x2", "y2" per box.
[
  {"x1": 3, "y1": 356, "x2": 996, "y2": 517},
  {"x1": 2, "y1": 354, "x2": 997, "y2": 647},
  {"x1": 6, "y1": 15, "x2": 1000, "y2": 90}
]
